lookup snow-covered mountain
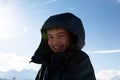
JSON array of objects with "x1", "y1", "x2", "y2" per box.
[
  {"x1": 0, "y1": 69, "x2": 37, "y2": 80},
  {"x1": 1, "y1": 69, "x2": 120, "y2": 80},
  {"x1": 111, "y1": 76, "x2": 120, "y2": 80}
]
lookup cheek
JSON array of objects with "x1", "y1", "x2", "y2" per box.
[
  {"x1": 62, "y1": 38, "x2": 70, "y2": 47},
  {"x1": 48, "y1": 40, "x2": 51, "y2": 47}
]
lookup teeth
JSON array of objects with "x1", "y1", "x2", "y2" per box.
[
  {"x1": 54, "y1": 47, "x2": 60, "y2": 49},
  {"x1": 53, "y1": 45, "x2": 62, "y2": 49},
  {"x1": 52, "y1": 45, "x2": 64, "y2": 52}
]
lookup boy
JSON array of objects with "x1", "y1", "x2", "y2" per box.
[{"x1": 31, "y1": 13, "x2": 96, "y2": 80}]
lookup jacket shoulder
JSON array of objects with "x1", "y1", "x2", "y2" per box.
[
  {"x1": 69, "y1": 50, "x2": 89, "y2": 64},
  {"x1": 63, "y1": 50, "x2": 96, "y2": 80}
]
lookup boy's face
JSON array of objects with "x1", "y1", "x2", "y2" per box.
[{"x1": 47, "y1": 28, "x2": 70, "y2": 53}]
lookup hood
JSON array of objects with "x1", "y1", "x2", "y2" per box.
[
  {"x1": 31, "y1": 12, "x2": 85, "y2": 64},
  {"x1": 42, "y1": 12, "x2": 85, "y2": 49}
]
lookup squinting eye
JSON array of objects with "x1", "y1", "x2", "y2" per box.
[
  {"x1": 48, "y1": 36, "x2": 53, "y2": 39},
  {"x1": 58, "y1": 34, "x2": 65, "y2": 38}
]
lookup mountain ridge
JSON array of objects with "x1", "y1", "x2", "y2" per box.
[{"x1": 0, "y1": 69, "x2": 37, "y2": 80}]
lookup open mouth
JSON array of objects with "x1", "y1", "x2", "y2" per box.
[{"x1": 52, "y1": 45, "x2": 64, "y2": 52}]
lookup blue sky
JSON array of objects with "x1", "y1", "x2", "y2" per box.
[{"x1": 0, "y1": 0, "x2": 120, "y2": 79}]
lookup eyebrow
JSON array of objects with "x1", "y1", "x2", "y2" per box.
[
  {"x1": 47, "y1": 32, "x2": 66, "y2": 37},
  {"x1": 57, "y1": 32, "x2": 65, "y2": 34}
]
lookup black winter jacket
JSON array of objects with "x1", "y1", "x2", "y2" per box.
[{"x1": 31, "y1": 13, "x2": 96, "y2": 80}]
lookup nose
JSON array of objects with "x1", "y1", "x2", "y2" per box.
[{"x1": 52, "y1": 37, "x2": 59, "y2": 44}]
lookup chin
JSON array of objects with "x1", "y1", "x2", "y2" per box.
[{"x1": 53, "y1": 50, "x2": 64, "y2": 53}]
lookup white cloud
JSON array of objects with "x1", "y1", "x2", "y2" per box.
[
  {"x1": 0, "y1": 27, "x2": 28, "y2": 39},
  {"x1": 96, "y1": 69, "x2": 120, "y2": 80},
  {"x1": 113, "y1": 0, "x2": 120, "y2": 4},
  {"x1": 0, "y1": 53, "x2": 29, "y2": 71},
  {"x1": 0, "y1": 52, "x2": 40, "y2": 72},
  {"x1": 88, "y1": 49, "x2": 120, "y2": 54},
  {"x1": 67, "y1": 8, "x2": 77, "y2": 11},
  {"x1": 28, "y1": 3, "x2": 39, "y2": 7},
  {"x1": 28, "y1": 0, "x2": 59, "y2": 7},
  {"x1": 42, "y1": 0, "x2": 59, "y2": 5},
  {"x1": 0, "y1": 32, "x2": 15, "y2": 39},
  {"x1": 116, "y1": 0, "x2": 120, "y2": 4}
]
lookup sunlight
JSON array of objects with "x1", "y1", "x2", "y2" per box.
[
  {"x1": 0, "y1": 2, "x2": 17, "y2": 39},
  {"x1": 0, "y1": 1, "x2": 26, "y2": 39}
]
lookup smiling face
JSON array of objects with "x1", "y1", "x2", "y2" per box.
[{"x1": 47, "y1": 28, "x2": 70, "y2": 53}]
